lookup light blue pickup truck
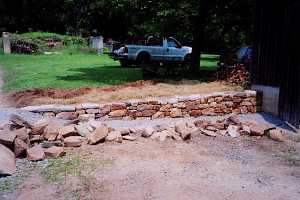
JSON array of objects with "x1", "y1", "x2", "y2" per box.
[{"x1": 110, "y1": 36, "x2": 192, "y2": 68}]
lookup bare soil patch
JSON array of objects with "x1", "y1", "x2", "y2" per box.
[
  {"x1": 2, "y1": 135, "x2": 300, "y2": 200},
  {"x1": 10, "y1": 80, "x2": 241, "y2": 107}
]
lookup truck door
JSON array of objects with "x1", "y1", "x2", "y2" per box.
[
  {"x1": 164, "y1": 37, "x2": 182, "y2": 62},
  {"x1": 146, "y1": 36, "x2": 163, "y2": 61}
]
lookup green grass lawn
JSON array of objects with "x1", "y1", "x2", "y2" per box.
[{"x1": 0, "y1": 53, "x2": 218, "y2": 92}]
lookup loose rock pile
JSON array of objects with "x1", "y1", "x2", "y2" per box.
[
  {"x1": 0, "y1": 114, "x2": 285, "y2": 176},
  {"x1": 215, "y1": 65, "x2": 250, "y2": 85}
]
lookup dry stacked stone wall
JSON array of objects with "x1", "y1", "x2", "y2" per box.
[{"x1": 22, "y1": 91, "x2": 260, "y2": 120}]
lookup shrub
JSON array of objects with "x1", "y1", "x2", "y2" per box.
[{"x1": 9, "y1": 32, "x2": 89, "y2": 54}]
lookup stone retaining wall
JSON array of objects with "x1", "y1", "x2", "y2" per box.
[{"x1": 22, "y1": 91, "x2": 260, "y2": 120}]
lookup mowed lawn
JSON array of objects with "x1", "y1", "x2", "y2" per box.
[{"x1": 0, "y1": 53, "x2": 218, "y2": 92}]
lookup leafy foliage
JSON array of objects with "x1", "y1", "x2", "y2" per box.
[{"x1": 0, "y1": 0, "x2": 255, "y2": 53}]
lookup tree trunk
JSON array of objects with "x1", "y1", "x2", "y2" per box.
[
  {"x1": 190, "y1": 0, "x2": 216, "y2": 73},
  {"x1": 191, "y1": 24, "x2": 204, "y2": 73}
]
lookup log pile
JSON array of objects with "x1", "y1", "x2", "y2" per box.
[{"x1": 215, "y1": 64, "x2": 250, "y2": 85}]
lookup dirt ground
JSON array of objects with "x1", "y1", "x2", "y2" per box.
[
  {"x1": 2, "y1": 133, "x2": 300, "y2": 200},
  {"x1": 10, "y1": 80, "x2": 241, "y2": 107}
]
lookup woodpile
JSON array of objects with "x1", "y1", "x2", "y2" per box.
[{"x1": 215, "y1": 64, "x2": 250, "y2": 85}]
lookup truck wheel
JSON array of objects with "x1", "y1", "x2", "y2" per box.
[
  {"x1": 137, "y1": 52, "x2": 151, "y2": 67},
  {"x1": 184, "y1": 54, "x2": 192, "y2": 65}
]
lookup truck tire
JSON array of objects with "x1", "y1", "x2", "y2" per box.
[
  {"x1": 137, "y1": 52, "x2": 151, "y2": 66},
  {"x1": 184, "y1": 54, "x2": 192, "y2": 65}
]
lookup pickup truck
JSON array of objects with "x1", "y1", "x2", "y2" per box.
[{"x1": 110, "y1": 36, "x2": 192, "y2": 67}]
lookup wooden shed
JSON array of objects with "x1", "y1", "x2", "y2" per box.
[{"x1": 252, "y1": 0, "x2": 300, "y2": 129}]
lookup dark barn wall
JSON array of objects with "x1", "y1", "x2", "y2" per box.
[{"x1": 252, "y1": 0, "x2": 300, "y2": 128}]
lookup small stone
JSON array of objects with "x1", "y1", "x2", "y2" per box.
[
  {"x1": 117, "y1": 128, "x2": 130, "y2": 136},
  {"x1": 109, "y1": 110, "x2": 127, "y2": 117},
  {"x1": 106, "y1": 131, "x2": 122, "y2": 143},
  {"x1": 31, "y1": 119, "x2": 50, "y2": 135},
  {"x1": 64, "y1": 136, "x2": 85, "y2": 147},
  {"x1": 189, "y1": 110, "x2": 202, "y2": 117},
  {"x1": 43, "y1": 123, "x2": 60, "y2": 141},
  {"x1": 86, "y1": 109, "x2": 99, "y2": 114},
  {"x1": 56, "y1": 112, "x2": 77, "y2": 120},
  {"x1": 81, "y1": 103, "x2": 100, "y2": 109},
  {"x1": 44, "y1": 146, "x2": 66, "y2": 158},
  {"x1": 27, "y1": 145, "x2": 45, "y2": 161},
  {"x1": 9, "y1": 114, "x2": 30, "y2": 128},
  {"x1": 129, "y1": 127, "x2": 145, "y2": 135},
  {"x1": 152, "y1": 111, "x2": 164, "y2": 119},
  {"x1": 159, "y1": 104, "x2": 172, "y2": 112},
  {"x1": 141, "y1": 110, "x2": 157, "y2": 117},
  {"x1": 14, "y1": 127, "x2": 29, "y2": 142},
  {"x1": 142, "y1": 127, "x2": 155, "y2": 138},
  {"x1": 59, "y1": 125, "x2": 77, "y2": 138},
  {"x1": 250, "y1": 125, "x2": 267, "y2": 136},
  {"x1": 202, "y1": 108, "x2": 216, "y2": 116},
  {"x1": 137, "y1": 104, "x2": 154, "y2": 111},
  {"x1": 0, "y1": 130, "x2": 16, "y2": 146},
  {"x1": 87, "y1": 125, "x2": 109, "y2": 144},
  {"x1": 14, "y1": 138, "x2": 29, "y2": 157},
  {"x1": 174, "y1": 102, "x2": 186, "y2": 108},
  {"x1": 170, "y1": 108, "x2": 183, "y2": 118},
  {"x1": 78, "y1": 114, "x2": 95, "y2": 122},
  {"x1": 111, "y1": 103, "x2": 126, "y2": 110},
  {"x1": 0, "y1": 144, "x2": 16, "y2": 175},
  {"x1": 200, "y1": 129, "x2": 217, "y2": 137},
  {"x1": 122, "y1": 135, "x2": 136, "y2": 141},
  {"x1": 268, "y1": 129, "x2": 285, "y2": 142},
  {"x1": 227, "y1": 125, "x2": 240, "y2": 138},
  {"x1": 75, "y1": 123, "x2": 91, "y2": 137},
  {"x1": 226, "y1": 114, "x2": 241, "y2": 125},
  {"x1": 194, "y1": 120, "x2": 210, "y2": 128},
  {"x1": 151, "y1": 131, "x2": 170, "y2": 142},
  {"x1": 175, "y1": 123, "x2": 191, "y2": 140}
]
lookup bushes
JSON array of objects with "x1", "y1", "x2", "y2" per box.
[
  {"x1": 11, "y1": 39, "x2": 39, "y2": 54},
  {"x1": 9, "y1": 32, "x2": 89, "y2": 54}
]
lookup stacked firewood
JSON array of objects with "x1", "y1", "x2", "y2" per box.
[{"x1": 215, "y1": 64, "x2": 250, "y2": 85}]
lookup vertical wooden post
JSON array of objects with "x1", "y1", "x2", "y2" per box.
[{"x1": 2, "y1": 32, "x2": 11, "y2": 54}]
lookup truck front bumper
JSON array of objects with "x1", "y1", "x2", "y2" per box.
[{"x1": 109, "y1": 52, "x2": 128, "y2": 61}]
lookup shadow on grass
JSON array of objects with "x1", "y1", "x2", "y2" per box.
[
  {"x1": 57, "y1": 64, "x2": 219, "y2": 86},
  {"x1": 56, "y1": 65, "x2": 142, "y2": 85}
]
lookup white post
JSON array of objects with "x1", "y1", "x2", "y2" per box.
[{"x1": 2, "y1": 32, "x2": 11, "y2": 54}]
